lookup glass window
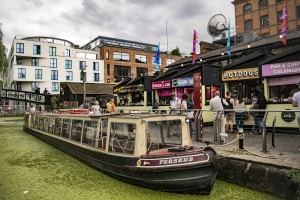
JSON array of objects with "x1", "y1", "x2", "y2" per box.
[
  {"x1": 49, "y1": 47, "x2": 56, "y2": 56},
  {"x1": 31, "y1": 82, "x2": 39, "y2": 91},
  {"x1": 297, "y1": 6, "x2": 300, "y2": 19},
  {"x1": 66, "y1": 71, "x2": 73, "y2": 81},
  {"x1": 93, "y1": 62, "x2": 99, "y2": 71},
  {"x1": 65, "y1": 60, "x2": 72, "y2": 69},
  {"x1": 62, "y1": 119, "x2": 71, "y2": 140},
  {"x1": 259, "y1": 0, "x2": 268, "y2": 8},
  {"x1": 16, "y1": 58, "x2": 22, "y2": 65},
  {"x1": 83, "y1": 121, "x2": 98, "y2": 147},
  {"x1": 52, "y1": 82, "x2": 59, "y2": 92},
  {"x1": 32, "y1": 58, "x2": 39, "y2": 66},
  {"x1": 94, "y1": 73, "x2": 100, "y2": 82},
  {"x1": 16, "y1": 43, "x2": 24, "y2": 54},
  {"x1": 79, "y1": 61, "x2": 86, "y2": 70},
  {"x1": 33, "y1": 45, "x2": 41, "y2": 55},
  {"x1": 137, "y1": 67, "x2": 148, "y2": 77},
  {"x1": 151, "y1": 57, "x2": 162, "y2": 65},
  {"x1": 71, "y1": 120, "x2": 83, "y2": 143},
  {"x1": 35, "y1": 69, "x2": 42, "y2": 79},
  {"x1": 18, "y1": 68, "x2": 26, "y2": 78},
  {"x1": 245, "y1": 20, "x2": 253, "y2": 32},
  {"x1": 260, "y1": 15, "x2": 269, "y2": 27},
  {"x1": 65, "y1": 49, "x2": 70, "y2": 57},
  {"x1": 135, "y1": 55, "x2": 147, "y2": 63},
  {"x1": 50, "y1": 58, "x2": 57, "y2": 68},
  {"x1": 166, "y1": 59, "x2": 176, "y2": 65},
  {"x1": 51, "y1": 70, "x2": 58, "y2": 80},
  {"x1": 108, "y1": 122, "x2": 136, "y2": 155},
  {"x1": 76, "y1": 52, "x2": 86, "y2": 58},
  {"x1": 114, "y1": 65, "x2": 131, "y2": 78},
  {"x1": 107, "y1": 64, "x2": 110, "y2": 76},
  {"x1": 113, "y1": 52, "x2": 130, "y2": 62},
  {"x1": 54, "y1": 118, "x2": 62, "y2": 136},
  {"x1": 244, "y1": 4, "x2": 252, "y2": 13},
  {"x1": 106, "y1": 50, "x2": 109, "y2": 59}
]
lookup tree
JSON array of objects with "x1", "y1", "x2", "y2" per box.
[
  {"x1": 0, "y1": 24, "x2": 8, "y2": 89},
  {"x1": 171, "y1": 46, "x2": 181, "y2": 56}
]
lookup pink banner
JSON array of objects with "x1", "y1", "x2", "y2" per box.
[
  {"x1": 158, "y1": 89, "x2": 174, "y2": 96},
  {"x1": 262, "y1": 61, "x2": 300, "y2": 77},
  {"x1": 269, "y1": 75, "x2": 300, "y2": 86},
  {"x1": 152, "y1": 80, "x2": 171, "y2": 89}
]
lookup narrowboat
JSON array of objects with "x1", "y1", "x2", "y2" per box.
[{"x1": 23, "y1": 112, "x2": 217, "y2": 194}]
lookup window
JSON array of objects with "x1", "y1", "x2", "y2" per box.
[
  {"x1": 66, "y1": 71, "x2": 73, "y2": 81},
  {"x1": 105, "y1": 50, "x2": 109, "y2": 59},
  {"x1": 137, "y1": 67, "x2": 148, "y2": 77},
  {"x1": 16, "y1": 58, "x2": 22, "y2": 65},
  {"x1": 31, "y1": 82, "x2": 39, "y2": 91},
  {"x1": 79, "y1": 61, "x2": 86, "y2": 70},
  {"x1": 18, "y1": 68, "x2": 26, "y2": 78},
  {"x1": 135, "y1": 55, "x2": 147, "y2": 63},
  {"x1": 276, "y1": 0, "x2": 284, "y2": 3},
  {"x1": 107, "y1": 64, "x2": 110, "y2": 76},
  {"x1": 297, "y1": 6, "x2": 300, "y2": 19},
  {"x1": 244, "y1": 4, "x2": 252, "y2": 13},
  {"x1": 260, "y1": 15, "x2": 269, "y2": 27},
  {"x1": 76, "y1": 52, "x2": 86, "y2": 58},
  {"x1": 50, "y1": 58, "x2": 57, "y2": 68},
  {"x1": 35, "y1": 69, "x2": 42, "y2": 79},
  {"x1": 52, "y1": 82, "x2": 59, "y2": 92},
  {"x1": 65, "y1": 49, "x2": 70, "y2": 57},
  {"x1": 113, "y1": 52, "x2": 130, "y2": 62},
  {"x1": 33, "y1": 45, "x2": 41, "y2": 55},
  {"x1": 245, "y1": 20, "x2": 253, "y2": 32},
  {"x1": 151, "y1": 57, "x2": 162, "y2": 65},
  {"x1": 31, "y1": 58, "x2": 39, "y2": 66},
  {"x1": 93, "y1": 62, "x2": 99, "y2": 71},
  {"x1": 65, "y1": 60, "x2": 72, "y2": 69},
  {"x1": 16, "y1": 43, "x2": 24, "y2": 53},
  {"x1": 259, "y1": 0, "x2": 268, "y2": 8},
  {"x1": 94, "y1": 73, "x2": 99, "y2": 82},
  {"x1": 51, "y1": 70, "x2": 58, "y2": 80},
  {"x1": 166, "y1": 59, "x2": 176, "y2": 65},
  {"x1": 114, "y1": 65, "x2": 131, "y2": 78},
  {"x1": 49, "y1": 47, "x2": 56, "y2": 56}
]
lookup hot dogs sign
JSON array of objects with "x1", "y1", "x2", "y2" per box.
[{"x1": 222, "y1": 67, "x2": 259, "y2": 81}]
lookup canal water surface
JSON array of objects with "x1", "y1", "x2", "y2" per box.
[{"x1": 0, "y1": 118, "x2": 281, "y2": 200}]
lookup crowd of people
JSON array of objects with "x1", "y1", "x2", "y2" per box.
[{"x1": 81, "y1": 99, "x2": 115, "y2": 114}]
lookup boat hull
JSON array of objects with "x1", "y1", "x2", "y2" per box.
[{"x1": 23, "y1": 126, "x2": 217, "y2": 194}]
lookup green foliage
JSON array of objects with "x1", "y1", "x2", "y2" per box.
[
  {"x1": 0, "y1": 26, "x2": 8, "y2": 87},
  {"x1": 171, "y1": 46, "x2": 181, "y2": 56},
  {"x1": 50, "y1": 96, "x2": 58, "y2": 109},
  {"x1": 288, "y1": 169, "x2": 300, "y2": 199}
]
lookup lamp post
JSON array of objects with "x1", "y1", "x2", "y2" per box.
[{"x1": 81, "y1": 65, "x2": 88, "y2": 101}]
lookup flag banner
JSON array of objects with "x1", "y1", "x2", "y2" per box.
[
  {"x1": 192, "y1": 30, "x2": 198, "y2": 65},
  {"x1": 281, "y1": 0, "x2": 287, "y2": 45},
  {"x1": 227, "y1": 18, "x2": 231, "y2": 57},
  {"x1": 154, "y1": 42, "x2": 160, "y2": 71}
]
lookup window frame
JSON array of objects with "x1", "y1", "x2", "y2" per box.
[
  {"x1": 50, "y1": 58, "x2": 57, "y2": 68},
  {"x1": 18, "y1": 68, "x2": 26, "y2": 79},
  {"x1": 244, "y1": 4, "x2": 252, "y2": 13},
  {"x1": 114, "y1": 65, "x2": 131, "y2": 78},
  {"x1": 49, "y1": 46, "x2": 56, "y2": 56},
  {"x1": 136, "y1": 67, "x2": 148, "y2": 77},
  {"x1": 94, "y1": 73, "x2": 100, "y2": 82},
  {"x1": 93, "y1": 62, "x2": 99, "y2": 71},
  {"x1": 16, "y1": 43, "x2": 24, "y2": 54},
  {"x1": 35, "y1": 69, "x2": 42, "y2": 79},
  {"x1": 33, "y1": 45, "x2": 41, "y2": 55},
  {"x1": 244, "y1": 20, "x2": 253, "y2": 32},
  {"x1": 51, "y1": 70, "x2": 58, "y2": 80},
  {"x1": 52, "y1": 82, "x2": 59, "y2": 92},
  {"x1": 135, "y1": 54, "x2": 147, "y2": 63},
  {"x1": 113, "y1": 52, "x2": 130, "y2": 62},
  {"x1": 31, "y1": 58, "x2": 39, "y2": 66},
  {"x1": 260, "y1": 15, "x2": 270, "y2": 27},
  {"x1": 65, "y1": 60, "x2": 72, "y2": 69},
  {"x1": 65, "y1": 49, "x2": 71, "y2": 57},
  {"x1": 66, "y1": 71, "x2": 73, "y2": 81},
  {"x1": 259, "y1": 0, "x2": 268, "y2": 8},
  {"x1": 79, "y1": 61, "x2": 86, "y2": 70}
]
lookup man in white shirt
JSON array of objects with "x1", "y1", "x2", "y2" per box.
[
  {"x1": 292, "y1": 82, "x2": 300, "y2": 131},
  {"x1": 209, "y1": 91, "x2": 229, "y2": 143},
  {"x1": 169, "y1": 93, "x2": 181, "y2": 114}
]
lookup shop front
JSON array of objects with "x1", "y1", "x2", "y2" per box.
[
  {"x1": 152, "y1": 80, "x2": 174, "y2": 105},
  {"x1": 171, "y1": 77, "x2": 194, "y2": 99}
]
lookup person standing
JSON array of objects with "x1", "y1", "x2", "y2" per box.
[
  {"x1": 82, "y1": 100, "x2": 89, "y2": 109},
  {"x1": 153, "y1": 99, "x2": 160, "y2": 114},
  {"x1": 182, "y1": 93, "x2": 194, "y2": 136},
  {"x1": 225, "y1": 91, "x2": 235, "y2": 133},
  {"x1": 209, "y1": 91, "x2": 228, "y2": 142},
  {"x1": 28, "y1": 104, "x2": 36, "y2": 113},
  {"x1": 107, "y1": 99, "x2": 115, "y2": 113},
  {"x1": 93, "y1": 101, "x2": 101, "y2": 114},
  {"x1": 169, "y1": 93, "x2": 181, "y2": 114},
  {"x1": 234, "y1": 96, "x2": 246, "y2": 132},
  {"x1": 292, "y1": 82, "x2": 300, "y2": 130}
]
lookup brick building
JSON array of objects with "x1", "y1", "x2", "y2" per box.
[
  {"x1": 232, "y1": 0, "x2": 300, "y2": 38},
  {"x1": 83, "y1": 36, "x2": 181, "y2": 83}
]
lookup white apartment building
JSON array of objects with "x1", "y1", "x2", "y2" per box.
[{"x1": 7, "y1": 36, "x2": 104, "y2": 95}]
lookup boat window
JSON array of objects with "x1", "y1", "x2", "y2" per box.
[
  {"x1": 98, "y1": 118, "x2": 108, "y2": 149},
  {"x1": 38, "y1": 117, "x2": 44, "y2": 131},
  {"x1": 62, "y1": 119, "x2": 71, "y2": 140},
  {"x1": 83, "y1": 120, "x2": 98, "y2": 148},
  {"x1": 31, "y1": 115, "x2": 38, "y2": 128},
  {"x1": 146, "y1": 119, "x2": 182, "y2": 151},
  {"x1": 54, "y1": 118, "x2": 62, "y2": 136},
  {"x1": 71, "y1": 120, "x2": 83, "y2": 143},
  {"x1": 48, "y1": 117, "x2": 54, "y2": 134},
  {"x1": 108, "y1": 122, "x2": 136, "y2": 155},
  {"x1": 44, "y1": 118, "x2": 49, "y2": 133},
  {"x1": 24, "y1": 114, "x2": 29, "y2": 127}
]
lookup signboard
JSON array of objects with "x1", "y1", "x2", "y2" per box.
[
  {"x1": 114, "y1": 84, "x2": 144, "y2": 94},
  {"x1": 222, "y1": 67, "x2": 259, "y2": 81},
  {"x1": 281, "y1": 109, "x2": 296, "y2": 122},
  {"x1": 171, "y1": 77, "x2": 193, "y2": 87},
  {"x1": 152, "y1": 80, "x2": 170, "y2": 89},
  {"x1": 262, "y1": 61, "x2": 300, "y2": 77}
]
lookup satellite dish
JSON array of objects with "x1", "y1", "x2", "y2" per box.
[{"x1": 207, "y1": 14, "x2": 228, "y2": 38}]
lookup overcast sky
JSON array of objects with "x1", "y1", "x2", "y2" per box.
[{"x1": 0, "y1": 0, "x2": 235, "y2": 54}]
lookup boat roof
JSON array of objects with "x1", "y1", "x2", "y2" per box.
[{"x1": 111, "y1": 113, "x2": 187, "y2": 119}]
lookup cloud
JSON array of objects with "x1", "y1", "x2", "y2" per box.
[{"x1": 0, "y1": 0, "x2": 235, "y2": 54}]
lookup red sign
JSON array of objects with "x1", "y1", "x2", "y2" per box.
[{"x1": 152, "y1": 80, "x2": 171, "y2": 89}]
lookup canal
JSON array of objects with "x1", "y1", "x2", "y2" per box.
[{"x1": 0, "y1": 118, "x2": 281, "y2": 200}]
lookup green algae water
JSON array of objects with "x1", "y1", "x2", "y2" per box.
[{"x1": 0, "y1": 118, "x2": 282, "y2": 200}]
